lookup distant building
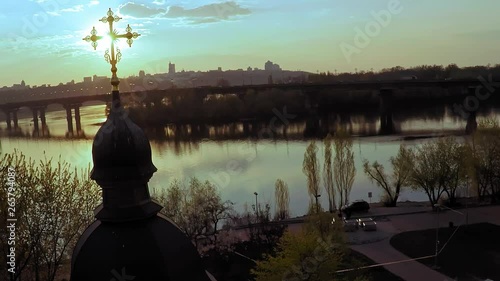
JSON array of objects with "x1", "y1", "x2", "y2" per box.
[
  {"x1": 83, "y1": 77, "x2": 92, "y2": 83},
  {"x1": 139, "y1": 70, "x2": 145, "y2": 78},
  {"x1": 93, "y1": 75, "x2": 107, "y2": 82},
  {"x1": 12, "y1": 80, "x2": 28, "y2": 90},
  {"x1": 169, "y1": 62, "x2": 176, "y2": 74},
  {"x1": 265, "y1": 60, "x2": 281, "y2": 71},
  {"x1": 218, "y1": 67, "x2": 222, "y2": 72}
]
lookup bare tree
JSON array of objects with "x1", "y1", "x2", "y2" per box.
[
  {"x1": 152, "y1": 177, "x2": 233, "y2": 250},
  {"x1": 274, "y1": 179, "x2": 290, "y2": 220},
  {"x1": 303, "y1": 141, "x2": 321, "y2": 213},
  {"x1": 435, "y1": 138, "x2": 469, "y2": 206},
  {"x1": 363, "y1": 145, "x2": 413, "y2": 207},
  {"x1": 323, "y1": 134, "x2": 336, "y2": 212},
  {"x1": 468, "y1": 119, "x2": 500, "y2": 202},
  {"x1": 0, "y1": 151, "x2": 100, "y2": 281},
  {"x1": 333, "y1": 130, "x2": 356, "y2": 208},
  {"x1": 409, "y1": 142, "x2": 446, "y2": 209}
]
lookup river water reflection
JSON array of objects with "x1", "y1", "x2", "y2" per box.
[{"x1": 1, "y1": 103, "x2": 499, "y2": 216}]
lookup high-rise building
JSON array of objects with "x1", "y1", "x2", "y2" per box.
[
  {"x1": 265, "y1": 60, "x2": 282, "y2": 71},
  {"x1": 169, "y1": 62, "x2": 176, "y2": 74},
  {"x1": 139, "y1": 70, "x2": 145, "y2": 78},
  {"x1": 265, "y1": 60, "x2": 273, "y2": 71}
]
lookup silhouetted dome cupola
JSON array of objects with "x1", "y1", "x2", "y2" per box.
[
  {"x1": 72, "y1": 9, "x2": 215, "y2": 279},
  {"x1": 71, "y1": 94, "x2": 214, "y2": 281},
  {"x1": 90, "y1": 101, "x2": 157, "y2": 183}
]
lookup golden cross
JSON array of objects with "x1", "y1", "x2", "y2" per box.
[{"x1": 83, "y1": 8, "x2": 141, "y2": 92}]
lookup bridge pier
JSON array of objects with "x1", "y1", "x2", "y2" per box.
[
  {"x1": 379, "y1": 89, "x2": 395, "y2": 135},
  {"x1": 75, "y1": 106, "x2": 82, "y2": 133},
  {"x1": 303, "y1": 90, "x2": 321, "y2": 137},
  {"x1": 12, "y1": 110, "x2": 18, "y2": 128},
  {"x1": 29, "y1": 106, "x2": 48, "y2": 137},
  {"x1": 5, "y1": 111, "x2": 12, "y2": 130},
  {"x1": 465, "y1": 87, "x2": 478, "y2": 134},
  {"x1": 32, "y1": 108, "x2": 39, "y2": 132},
  {"x1": 3, "y1": 108, "x2": 20, "y2": 130},
  {"x1": 65, "y1": 106, "x2": 74, "y2": 134},
  {"x1": 39, "y1": 107, "x2": 46, "y2": 128},
  {"x1": 63, "y1": 103, "x2": 83, "y2": 137}
]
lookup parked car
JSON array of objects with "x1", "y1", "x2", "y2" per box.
[
  {"x1": 332, "y1": 217, "x2": 358, "y2": 232},
  {"x1": 361, "y1": 220, "x2": 377, "y2": 231},
  {"x1": 343, "y1": 219, "x2": 359, "y2": 232},
  {"x1": 341, "y1": 200, "x2": 370, "y2": 215},
  {"x1": 355, "y1": 218, "x2": 374, "y2": 228}
]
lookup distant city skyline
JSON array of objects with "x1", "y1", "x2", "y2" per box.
[{"x1": 1, "y1": 0, "x2": 500, "y2": 87}]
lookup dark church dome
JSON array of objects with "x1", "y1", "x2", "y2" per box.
[
  {"x1": 71, "y1": 214, "x2": 213, "y2": 281},
  {"x1": 90, "y1": 102, "x2": 157, "y2": 184},
  {"x1": 71, "y1": 94, "x2": 214, "y2": 281}
]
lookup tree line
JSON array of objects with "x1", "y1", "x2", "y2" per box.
[
  {"x1": 364, "y1": 120, "x2": 500, "y2": 208},
  {"x1": 302, "y1": 130, "x2": 356, "y2": 215},
  {"x1": 309, "y1": 63, "x2": 500, "y2": 82}
]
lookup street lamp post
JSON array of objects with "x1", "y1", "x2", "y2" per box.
[
  {"x1": 434, "y1": 204, "x2": 440, "y2": 268},
  {"x1": 433, "y1": 203, "x2": 466, "y2": 269},
  {"x1": 254, "y1": 192, "x2": 258, "y2": 217}
]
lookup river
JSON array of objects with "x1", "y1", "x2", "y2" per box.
[{"x1": 1, "y1": 103, "x2": 499, "y2": 216}]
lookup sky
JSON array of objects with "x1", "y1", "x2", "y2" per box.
[{"x1": 1, "y1": 0, "x2": 500, "y2": 87}]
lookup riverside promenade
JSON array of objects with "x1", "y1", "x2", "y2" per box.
[
  {"x1": 233, "y1": 201, "x2": 500, "y2": 281},
  {"x1": 347, "y1": 203, "x2": 500, "y2": 281}
]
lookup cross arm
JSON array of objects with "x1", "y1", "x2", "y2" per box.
[
  {"x1": 82, "y1": 26, "x2": 105, "y2": 50},
  {"x1": 115, "y1": 24, "x2": 141, "y2": 47}
]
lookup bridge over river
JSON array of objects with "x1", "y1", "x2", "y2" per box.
[{"x1": 0, "y1": 79, "x2": 497, "y2": 137}]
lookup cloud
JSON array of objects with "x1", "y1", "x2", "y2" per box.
[
  {"x1": 165, "y1": 2, "x2": 251, "y2": 20},
  {"x1": 88, "y1": 0, "x2": 99, "y2": 7},
  {"x1": 119, "y1": 1, "x2": 251, "y2": 23},
  {"x1": 60, "y1": 5, "x2": 84, "y2": 12},
  {"x1": 188, "y1": 17, "x2": 221, "y2": 25},
  {"x1": 119, "y1": 3, "x2": 166, "y2": 18},
  {"x1": 152, "y1": 0, "x2": 166, "y2": 5}
]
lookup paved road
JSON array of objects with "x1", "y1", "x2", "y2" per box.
[
  {"x1": 229, "y1": 205, "x2": 500, "y2": 280},
  {"x1": 349, "y1": 205, "x2": 500, "y2": 281}
]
